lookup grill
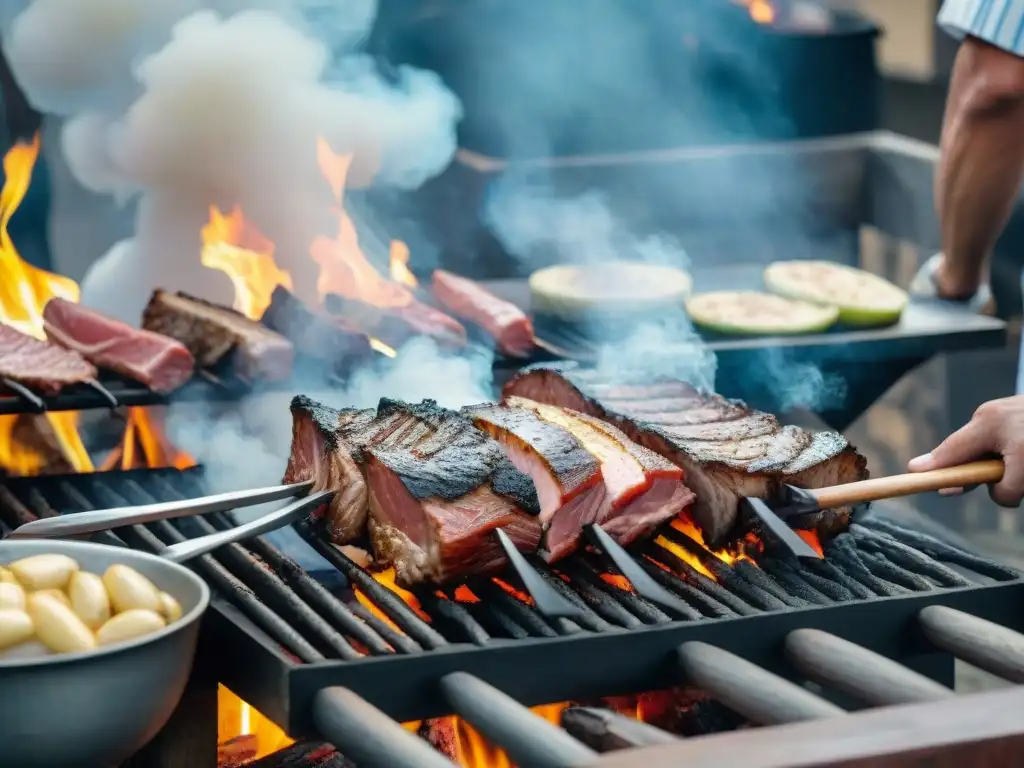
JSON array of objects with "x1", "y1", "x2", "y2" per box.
[{"x1": 3, "y1": 467, "x2": 1024, "y2": 767}]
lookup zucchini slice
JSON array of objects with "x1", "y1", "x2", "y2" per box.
[
  {"x1": 530, "y1": 262, "x2": 692, "y2": 320},
  {"x1": 686, "y1": 290, "x2": 839, "y2": 336},
  {"x1": 763, "y1": 260, "x2": 908, "y2": 327}
]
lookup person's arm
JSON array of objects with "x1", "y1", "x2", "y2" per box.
[
  {"x1": 0, "y1": 50, "x2": 39, "y2": 143},
  {"x1": 934, "y1": 35, "x2": 1024, "y2": 298}
]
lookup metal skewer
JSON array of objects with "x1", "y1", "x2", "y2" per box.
[
  {"x1": 7, "y1": 480, "x2": 315, "y2": 539},
  {"x1": 584, "y1": 523, "x2": 698, "y2": 616},
  {"x1": 493, "y1": 528, "x2": 586, "y2": 619},
  {"x1": 84, "y1": 379, "x2": 120, "y2": 409},
  {"x1": 1, "y1": 378, "x2": 45, "y2": 411}
]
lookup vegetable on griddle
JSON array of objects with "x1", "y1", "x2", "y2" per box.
[
  {"x1": 686, "y1": 290, "x2": 839, "y2": 336},
  {"x1": 763, "y1": 260, "x2": 908, "y2": 328}
]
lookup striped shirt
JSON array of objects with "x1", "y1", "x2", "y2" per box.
[{"x1": 939, "y1": 0, "x2": 1024, "y2": 54}]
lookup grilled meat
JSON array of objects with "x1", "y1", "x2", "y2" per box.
[
  {"x1": 142, "y1": 290, "x2": 294, "y2": 383},
  {"x1": 0, "y1": 323, "x2": 97, "y2": 396},
  {"x1": 282, "y1": 396, "x2": 371, "y2": 543},
  {"x1": 364, "y1": 399, "x2": 541, "y2": 586},
  {"x1": 507, "y1": 397, "x2": 696, "y2": 546},
  {"x1": 260, "y1": 287, "x2": 372, "y2": 372},
  {"x1": 431, "y1": 270, "x2": 534, "y2": 357},
  {"x1": 465, "y1": 403, "x2": 606, "y2": 561},
  {"x1": 503, "y1": 362, "x2": 868, "y2": 546},
  {"x1": 42, "y1": 298, "x2": 195, "y2": 394},
  {"x1": 324, "y1": 294, "x2": 468, "y2": 351}
]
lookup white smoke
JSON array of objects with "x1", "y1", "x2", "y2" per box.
[{"x1": 2, "y1": 0, "x2": 462, "y2": 322}]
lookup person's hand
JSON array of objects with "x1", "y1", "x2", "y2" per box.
[
  {"x1": 909, "y1": 253, "x2": 994, "y2": 314},
  {"x1": 908, "y1": 396, "x2": 1024, "y2": 506}
]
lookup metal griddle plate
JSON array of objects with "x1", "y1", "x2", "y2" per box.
[{"x1": 485, "y1": 270, "x2": 1006, "y2": 365}]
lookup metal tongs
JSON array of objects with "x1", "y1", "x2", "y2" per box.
[{"x1": 7, "y1": 480, "x2": 331, "y2": 564}]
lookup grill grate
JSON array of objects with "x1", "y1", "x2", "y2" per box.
[{"x1": 3, "y1": 468, "x2": 1024, "y2": 767}]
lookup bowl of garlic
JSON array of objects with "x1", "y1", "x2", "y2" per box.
[{"x1": 0, "y1": 539, "x2": 210, "y2": 768}]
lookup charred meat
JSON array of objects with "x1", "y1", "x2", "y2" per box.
[
  {"x1": 142, "y1": 290, "x2": 294, "y2": 383},
  {"x1": 324, "y1": 294, "x2": 468, "y2": 351},
  {"x1": 503, "y1": 362, "x2": 867, "y2": 547},
  {"x1": 364, "y1": 399, "x2": 541, "y2": 586},
  {"x1": 465, "y1": 403, "x2": 606, "y2": 561},
  {"x1": 42, "y1": 298, "x2": 195, "y2": 394},
  {"x1": 507, "y1": 397, "x2": 696, "y2": 546},
  {"x1": 260, "y1": 287, "x2": 372, "y2": 372},
  {"x1": 282, "y1": 395, "x2": 372, "y2": 543},
  {"x1": 431, "y1": 270, "x2": 534, "y2": 357},
  {"x1": 0, "y1": 323, "x2": 97, "y2": 396}
]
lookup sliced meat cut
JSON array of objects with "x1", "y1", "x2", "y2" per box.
[
  {"x1": 464, "y1": 403, "x2": 606, "y2": 561},
  {"x1": 506, "y1": 396, "x2": 696, "y2": 546},
  {"x1": 260, "y1": 286, "x2": 373, "y2": 373},
  {"x1": 503, "y1": 362, "x2": 868, "y2": 547},
  {"x1": 282, "y1": 395, "x2": 370, "y2": 543},
  {"x1": 0, "y1": 323, "x2": 97, "y2": 396},
  {"x1": 142, "y1": 290, "x2": 294, "y2": 383},
  {"x1": 363, "y1": 399, "x2": 541, "y2": 586},
  {"x1": 324, "y1": 294, "x2": 468, "y2": 351},
  {"x1": 431, "y1": 270, "x2": 534, "y2": 357},
  {"x1": 43, "y1": 298, "x2": 195, "y2": 393}
]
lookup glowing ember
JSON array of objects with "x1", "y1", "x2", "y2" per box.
[
  {"x1": 0, "y1": 135, "x2": 92, "y2": 474},
  {"x1": 654, "y1": 513, "x2": 759, "y2": 581},
  {"x1": 200, "y1": 205, "x2": 293, "y2": 320},
  {"x1": 311, "y1": 138, "x2": 414, "y2": 309},
  {"x1": 370, "y1": 338, "x2": 398, "y2": 358}
]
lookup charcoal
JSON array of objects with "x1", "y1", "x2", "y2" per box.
[
  {"x1": 790, "y1": 564, "x2": 857, "y2": 602},
  {"x1": 760, "y1": 560, "x2": 834, "y2": 605},
  {"x1": 705, "y1": 560, "x2": 787, "y2": 612},
  {"x1": 804, "y1": 558, "x2": 876, "y2": 600},
  {"x1": 470, "y1": 579, "x2": 561, "y2": 637},
  {"x1": 577, "y1": 556, "x2": 673, "y2": 624},
  {"x1": 859, "y1": 551, "x2": 935, "y2": 592},
  {"x1": 827, "y1": 540, "x2": 908, "y2": 597},
  {"x1": 528, "y1": 561, "x2": 614, "y2": 632},
  {"x1": 850, "y1": 524, "x2": 975, "y2": 588},
  {"x1": 733, "y1": 561, "x2": 811, "y2": 608},
  {"x1": 642, "y1": 543, "x2": 758, "y2": 616},
  {"x1": 863, "y1": 519, "x2": 1022, "y2": 581},
  {"x1": 347, "y1": 602, "x2": 422, "y2": 653},
  {"x1": 561, "y1": 707, "x2": 678, "y2": 752},
  {"x1": 636, "y1": 559, "x2": 723, "y2": 619},
  {"x1": 416, "y1": 592, "x2": 491, "y2": 646},
  {"x1": 557, "y1": 561, "x2": 645, "y2": 629},
  {"x1": 247, "y1": 742, "x2": 355, "y2": 768}
]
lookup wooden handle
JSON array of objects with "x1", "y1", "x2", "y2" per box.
[{"x1": 811, "y1": 459, "x2": 1004, "y2": 509}]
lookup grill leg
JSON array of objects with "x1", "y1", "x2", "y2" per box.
[{"x1": 122, "y1": 647, "x2": 219, "y2": 768}]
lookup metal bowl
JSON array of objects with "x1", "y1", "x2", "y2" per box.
[{"x1": 0, "y1": 539, "x2": 210, "y2": 768}]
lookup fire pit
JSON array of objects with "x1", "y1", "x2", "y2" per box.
[{"x1": 2, "y1": 466, "x2": 1023, "y2": 767}]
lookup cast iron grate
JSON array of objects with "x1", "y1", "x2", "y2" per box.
[{"x1": 2, "y1": 467, "x2": 1024, "y2": 767}]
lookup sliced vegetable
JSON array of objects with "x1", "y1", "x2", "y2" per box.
[
  {"x1": 530, "y1": 261, "x2": 693, "y2": 320},
  {"x1": 763, "y1": 260, "x2": 908, "y2": 327},
  {"x1": 686, "y1": 291, "x2": 839, "y2": 336}
]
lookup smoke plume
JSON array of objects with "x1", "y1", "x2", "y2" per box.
[{"x1": 2, "y1": 0, "x2": 461, "y2": 322}]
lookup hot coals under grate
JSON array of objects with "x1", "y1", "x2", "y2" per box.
[{"x1": 2, "y1": 468, "x2": 1024, "y2": 767}]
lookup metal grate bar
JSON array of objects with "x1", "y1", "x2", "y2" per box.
[
  {"x1": 440, "y1": 672, "x2": 598, "y2": 768},
  {"x1": 677, "y1": 642, "x2": 846, "y2": 725},
  {"x1": 784, "y1": 628, "x2": 955, "y2": 706},
  {"x1": 561, "y1": 707, "x2": 680, "y2": 752},
  {"x1": 920, "y1": 605, "x2": 1024, "y2": 684}
]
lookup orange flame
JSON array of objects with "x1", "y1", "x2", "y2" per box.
[
  {"x1": 200, "y1": 205, "x2": 293, "y2": 319},
  {"x1": 389, "y1": 240, "x2": 418, "y2": 289},
  {"x1": 100, "y1": 408, "x2": 195, "y2": 472},
  {"x1": 311, "y1": 138, "x2": 413, "y2": 310},
  {"x1": 0, "y1": 135, "x2": 93, "y2": 475}
]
